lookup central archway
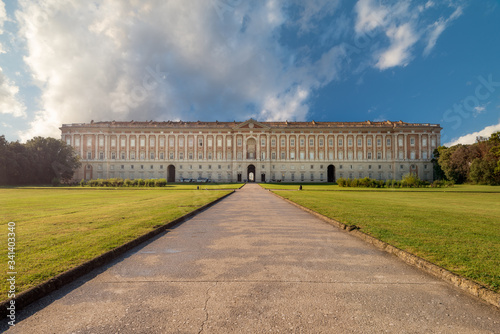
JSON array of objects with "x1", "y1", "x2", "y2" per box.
[{"x1": 247, "y1": 164, "x2": 256, "y2": 182}]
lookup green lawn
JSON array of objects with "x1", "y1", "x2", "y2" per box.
[
  {"x1": 0, "y1": 187, "x2": 232, "y2": 299},
  {"x1": 264, "y1": 184, "x2": 500, "y2": 292}
]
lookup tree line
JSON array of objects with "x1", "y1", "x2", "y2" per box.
[
  {"x1": 433, "y1": 131, "x2": 500, "y2": 185},
  {"x1": 0, "y1": 135, "x2": 80, "y2": 185}
]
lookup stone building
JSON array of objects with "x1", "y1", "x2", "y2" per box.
[{"x1": 60, "y1": 119, "x2": 441, "y2": 182}]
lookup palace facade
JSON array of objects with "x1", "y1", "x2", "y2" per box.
[{"x1": 60, "y1": 119, "x2": 441, "y2": 183}]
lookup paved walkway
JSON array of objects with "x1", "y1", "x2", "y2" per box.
[{"x1": 5, "y1": 184, "x2": 500, "y2": 333}]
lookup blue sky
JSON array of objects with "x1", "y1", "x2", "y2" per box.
[{"x1": 0, "y1": 0, "x2": 499, "y2": 146}]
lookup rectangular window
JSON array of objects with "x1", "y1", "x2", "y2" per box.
[
  {"x1": 410, "y1": 151, "x2": 415, "y2": 160},
  {"x1": 290, "y1": 152, "x2": 295, "y2": 159},
  {"x1": 261, "y1": 138, "x2": 265, "y2": 146},
  {"x1": 328, "y1": 138, "x2": 333, "y2": 146},
  {"x1": 237, "y1": 138, "x2": 242, "y2": 146},
  {"x1": 271, "y1": 152, "x2": 276, "y2": 159},
  {"x1": 199, "y1": 138, "x2": 203, "y2": 147},
  {"x1": 160, "y1": 152, "x2": 164, "y2": 159},
  {"x1": 87, "y1": 152, "x2": 92, "y2": 159},
  {"x1": 399, "y1": 151, "x2": 404, "y2": 160},
  {"x1": 179, "y1": 152, "x2": 184, "y2": 160},
  {"x1": 319, "y1": 152, "x2": 324, "y2": 160},
  {"x1": 99, "y1": 152, "x2": 104, "y2": 160},
  {"x1": 188, "y1": 137, "x2": 193, "y2": 147},
  {"x1": 367, "y1": 138, "x2": 372, "y2": 146},
  {"x1": 169, "y1": 152, "x2": 174, "y2": 159},
  {"x1": 281, "y1": 138, "x2": 285, "y2": 146},
  {"x1": 121, "y1": 138, "x2": 126, "y2": 146},
  {"x1": 160, "y1": 137, "x2": 165, "y2": 147},
  {"x1": 131, "y1": 138, "x2": 136, "y2": 147},
  {"x1": 217, "y1": 138, "x2": 222, "y2": 147},
  {"x1": 227, "y1": 137, "x2": 231, "y2": 146},
  {"x1": 338, "y1": 151, "x2": 343, "y2": 159},
  {"x1": 189, "y1": 152, "x2": 193, "y2": 160},
  {"x1": 169, "y1": 137, "x2": 174, "y2": 146},
  {"x1": 281, "y1": 152, "x2": 286, "y2": 159},
  {"x1": 348, "y1": 138, "x2": 352, "y2": 146},
  {"x1": 377, "y1": 152, "x2": 382, "y2": 160},
  {"x1": 179, "y1": 137, "x2": 184, "y2": 147},
  {"x1": 319, "y1": 138, "x2": 324, "y2": 147},
  {"x1": 208, "y1": 137, "x2": 213, "y2": 147},
  {"x1": 111, "y1": 152, "x2": 116, "y2": 159},
  {"x1": 309, "y1": 138, "x2": 314, "y2": 146},
  {"x1": 300, "y1": 152, "x2": 305, "y2": 160},
  {"x1": 87, "y1": 137, "x2": 92, "y2": 147},
  {"x1": 140, "y1": 152, "x2": 145, "y2": 160},
  {"x1": 150, "y1": 152, "x2": 155, "y2": 159},
  {"x1": 271, "y1": 138, "x2": 276, "y2": 146},
  {"x1": 422, "y1": 151, "x2": 428, "y2": 159},
  {"x1": 367, "y1": 152, "x2": 372, "y2": 159},
  {"x1": 121, "y1": 152, "x2": 125, "y2": 160},
  {"x1": 422, "y1": 137, "x2": 427, "y2": 146},
  {"x1": 111, "y1": 138, "x2": 116, "y2": 147},
  {"x1": 99, "y1": 137, "x2": 104, "y2": 146},
  {"x1": 431, "y1": 138, "x2": 436, "y2": 146},
  {"x1": 300, "y1": 138, "x2": 305, "y2": 146},
  {"x1": 338, "y1": 138, "x2": 343, "y2": 146},
  {"x1": 386, "y1": 138, "x2": 391, "y2": 146},
  {"x1": 357, "y1": 151, "x2": 362, "y2": 160},
  {"x1": 140, "y1": 138, "x2": 145, "y2": 147},
  {"x1": 348, "y1": 151, "x2": 353, "y2": 160},
  {"x1": 130, "y1": 152, "x2": 135, "y2": 160},
  {"x1": 410, "y1": 138, "x2": 415, "y2": 146},
  {"x1": 357, "y1": 138, "x2": 362, "y2": 146},
  {"x1": 377, "y1": 138, "x2": 381, "y2": 147},
  {"x1": 290, "y1": 138, "x2": 295, "y2": 146},
  {"x1": 398, "y1": 137, "x2": 403, "y2": 146},
  {"x1": 150, "y1": 137, "x2": 155, "y2": 146},
  {"x1": 309, "y1": 152, "x2": 314, "y2": 160}
]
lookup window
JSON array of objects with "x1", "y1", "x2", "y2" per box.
[
  {"x1": 319, "y1": 152, "x2": 324, "y2": 160},
  {"x1": 87, "y1": 152, "x2": 92, "y2": 159},
  {"x1": 398, "y1": 137, "x2": 403, "y2": 146},
  {"x1": 120, "y1": 165, "x2": 124, "y2": 170},
  {"x1": 367, "y1": 152, "x2": 372, "y2": 160},
  {"x1": 281, "y1": 138, "x2": 285, "y2": 146},
  {"x1": 189, "y1": 137, "x2": 193, "y2": 147},
  {"x1": 309, "y1": 152, "x2": 314, "y2": 160},
  {"x1": 208, "y1": 152, "x2": 212, "y2": 160},
  {"x1": 290, "y1": 138, "x2": 295, "y2": 146},
  {"x1": 111, "y1": 152, "x2": 116, "y2": 160},
  {"x1": 198, "y1": 152, "x2": 203, "y2": 159},
  {"x1": 87, "y1": 137, "x2": 92, "y2": 147},
  {"x1": 169, "y1": 137, "x2": 174, "y2": 146},
  {"x1": 338, "y1": 138, "x2": 343, "y2": 146},
  {"x1": 208, "y1": 137, "x2": 213, "y2": 147},
  {"x1": 422, "y1": 151, "x2": 428, "y2": 159},
  {"x1": 150, "y1": 165, "x2": 154, "y2": 170},
  {"x1": 111, "y1": 138, "x2": 116, "y2": 147},
  {"x1": 179, "y1": 152, "x2": 184, "y2": 160},
  {"x1": 387, "y1": 151, "x2": 392, "y2": 159},
  {"x1": 422, "y1": 137, "x2": 427, "y2": 146},
  {"x1": 431, "y1": 138, "x2": 436, "y2": 147},
  {"x1": 377, "y1": 138, "x2": 381, "y2": 147},
  {"x1": 140, "y1": 138, "x2": 145, "y2": 147},
  {"x1": 179, "y1": 137, "x2": 184, "y2": 147},
  {"x1": 130, "y1": 152, "x2": 135, "y2": 160},
  {"x1": 99, "y1": 152, "x2": 104, "y2": 160},
  {"x1": 227, "y1": 137, "x2": 231, "y2": 146},
  {"x1": 237, "y1": 138, "x2": 242, "y2": 146},
  {"x1": 121, "y1": 152, "x2": 125, "y2": 160},
  {"x1": 377, "y1": 152, "x2": 382, "y2": 160},
  {"x1": 410, "y1": 137, "x2": 415, "y2": 146},
  {"x1": 300, "y1": 151, "x2": 305, "y2": 160},
  {"x1": 400, "y1": 165, "x2": 404, "y2": 170},
  {"x1": 368, "y1": 165, "x2": 372, "y2": 170},
  {"x1": 310, "y1": 173, "x2": 314, "y2": 181},
  {"x1": 217, "y1": 152, "x2": 222, "y2": 160},
  {"x1": 386, "y1": 138, "x2": 391, "y2": 146},
  {"x1": 160, "y1": 137, "x2": 165, "y2": 147},
  {"x1": 309, "y1": 138, "x2": 314, "y2": 146},
  {"x1": 150, "y1": 137, "x2": 155, "y2": 146},
  {"x1": 120, "y1": 138, "x2": 125, "y2": 146},
  {"x1": 271, "y1": 152, "x2": 276, "y2": 159},
  {"x1": 399, "y1": 151, "x2": 404, "y2": 160},
  {"x1": 261, "y1": 138, "x2": 265, "y2": 146},
  {"x1": 271, "y1": 138, "x2": 276, "y2": 146},
  {"x1": 199, "y1": 138, "x2": 203, "y2": 147},
  {"x1": 367, "y1": 138, "x2": 372, "y2": 146},
  {"x1": 290, "y1": 152, "x2": 295, "y2": 159},
  {"x1": 150, "y1": 152, "x2": 155, "y2": 159},
  {"x1": 357, "y1": 151, "x2": 362, "y2": 160},
  {"x1": 348, "y1": 138, "x2": 353, "y2": 146},
  {"x1": 319, "y1": 138, "x2": 324, "y2": 147},
  {"x1": 99, "y1": 137, "x2": 104, "y2": 146},
  {"x1": 75, "y1": 137, "x2": 80, "y2": 146},
  {"x1": 140, "y1": 165, "x2": 144, "y2": 170},
  {"x1": 328, "y1": 138, "x2": 333, "y2": 146},
  {"x1": 338, "y1": 151, "x2": 343, "y2": 159},
  {"x1": 357, "y1": 138, "x2": 362, "y2": 146},
  {"x1": 131, "y1": 165, "x2": 134, "y2": 169},
  {"x1": 348, "y1": 151, "x2": 353, "y2": 160},
  {"x1": 217, "y1": 138, "x2": 222, "y2": 147},
  {"x1": 140, "y1": 152, "x2": 145, "y2": 160},
  {"x1": 189, "y1": 152, "x2": 193, "y2": 160},
  {"x1": 281, "y1": 152, "x2": 286, "y2": 159},
  {"x1": 410, "y1": 151, "x2": 415, "y2": 160},
  {"x1": 169, "y1": 152, "x2": 174, "y2": 159},
  {"x1": 160, "y1": 152, "x2": 164, "y2": 159},
  {"x1": 300, "y1": 138, "x2": 305, "y2": 147}
]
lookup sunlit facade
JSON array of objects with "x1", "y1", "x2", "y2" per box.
[{"x1": 60, "y1": 119, "x2": 441, "y2": 182}]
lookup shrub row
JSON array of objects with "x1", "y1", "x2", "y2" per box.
[
  {"x1": 80, "y1": 178, "x2": 168, "y2": 187},
  {"x1": 337, "y1": 174, "x2": 453, "y2": 188}
]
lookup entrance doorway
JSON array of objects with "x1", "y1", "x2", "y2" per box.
[
  {"x1": 261, "y1": 173, "x2": 266, "y2": 182},
  {"x1": 237, "y1": 173, "x2": 242, "y2": 182},
  {"x1": 327, "y1": 165, "x2": 335, "y2": 183},
  {"x1": 167, "y1": 165, "x2": 175, "y2": 182},
  {"x1": 247, "y1": 165, "x2": 255, "y2": 182}
]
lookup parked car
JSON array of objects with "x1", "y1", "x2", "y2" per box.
[{"x1": 197, "y1": 177, "x2": 209, "y2": 183}]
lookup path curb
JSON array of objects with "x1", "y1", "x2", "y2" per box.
[
  {"x1": 1, "y1": 190, "x2": 236, "y2": 317},
  {"x1": 267, "y1": 188, "x2": 500, "y2": 309}
]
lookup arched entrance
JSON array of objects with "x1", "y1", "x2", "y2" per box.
[
  {"x1": 247, "y1": 164, "x2": 256, "y2": 182},
  {"x1": 327, "y1": 164, "x2": 335, "y2": 183},
  {"x1": 167, "y1": 165, "x2": 175, "y2": 182},
  {"x1": 84, "y1": 164, "x2": 93, "y2": 180}
]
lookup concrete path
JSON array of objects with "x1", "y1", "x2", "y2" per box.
[{"x1": 4, "y1": 183, "x2": 499, "y2": 333}]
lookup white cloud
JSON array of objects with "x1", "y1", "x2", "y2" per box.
[
  {"x1": 445, "y1": 122, "x2": 500, "y2": 146},
  {"x1": 375, "y1": 23, "x2": 418, "y2": 70},
  {"x1": 0, "y1": 66, "x2": 26, "y2": 118},
  {"x1": 15, "y1": 0, "x2": 347, "y2": 140},
  {"x1": 354, "y1": 0, "x2": 463, "y2": 70},
  {"x1": 423, "y1": 6, "x2": 463, "y2": 56}
]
